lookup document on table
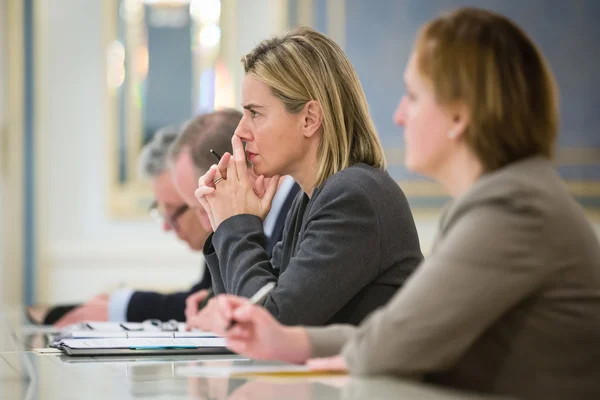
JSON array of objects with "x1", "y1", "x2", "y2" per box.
[
  {"x1": 58, "y1": 337, "x2": 227, "y2": 349},
  {"x1": 177, "y1": 364, "x2": 347, "y2": 377},
  {"x1": 54, "y1": 337, "x2": 232, "y2": 356},
  {"x1": 58, "y1": 330, "x2": 218, "y2": 339},
  {"x1": 85, "y1": 321, "x2": 189, "y2": 332},
  {"x1": 50, "y1": 321, "x2": 216, "y2": 343}
]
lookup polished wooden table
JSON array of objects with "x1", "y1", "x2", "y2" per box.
[{"x1": 0, "y1": 308, "x2": 505, "y2": 399}]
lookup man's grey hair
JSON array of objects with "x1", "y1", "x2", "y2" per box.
[
  {"x1": 139, "y1": 125, "x2": 181, "y2": 178},
  {"x1": 168, "y1": 108, "x2": 242, "y2": 175}
]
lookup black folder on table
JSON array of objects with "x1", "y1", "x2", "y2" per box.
[{"x1": 54, "y1": 337, "x2": 232, "y2": 356}]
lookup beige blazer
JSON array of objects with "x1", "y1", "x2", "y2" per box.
[{"x1": 307, "y1": 156, "x2": 600, "y2": 400}]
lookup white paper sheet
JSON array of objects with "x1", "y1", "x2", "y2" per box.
[
  {"x1": 58, "y1": 337, "x2": 227, "y2": 349},
  {"x1": 65, "y1": 330, "x2": 218, "y2": 339}
]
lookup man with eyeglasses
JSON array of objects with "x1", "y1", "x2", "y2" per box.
[{"x1": 32, "y1": 110, "x2": 298, "y2": 326}]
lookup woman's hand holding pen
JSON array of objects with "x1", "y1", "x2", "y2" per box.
[
  {"x1": 224, "y1": 301, "x2": 312, "y2": 364},
  {"x1": 226, "y1": 306, "x2": 348, "y2": 371},
  {"x1": 188, "y1": 291, "x2": 311, "y2": 364},
  {"x1": 195, "y1": 135, "x2": 280, "y2": 231},
  {"x1": 184, "y1": 289, "x2": 211, "y2": 321}
]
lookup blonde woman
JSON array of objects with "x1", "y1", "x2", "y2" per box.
[
  {"x1": 215, "y1": 8, "x2": 600, "y2": 400},
  {"x1": 189, "y1": 28, "x2": 423, "y2": 331}
]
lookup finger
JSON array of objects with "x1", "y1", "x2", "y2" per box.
[
  {"x1": 211, "y1": 164, "x2": 224, "y2": 182},
  {"x1": 186, "y1": 315, "x2": 200, "y2": 331},
  {"x1": 185, "y1": 291, "x2": 208, "y2": 317},
  {"x1": 203, "y1": 299, "x2": 232, "y2": 335},
  {"x1": 195, "y1": 190, "x2": 216, "y2": 230},
  {"x1": 198, "y1": 167, "x2": 218, "y2": 188},
  {"x1": 260, "y1": 175, "x2": 281, "y2": 210},
  {"x1": 194, "y1": 164, "x2": 218, "y2": 198},
  {"x1": 253, "y1": 175, "x2": 266, "y2": 198},
  {"x1": 216, "y1": 296, "x2": 235, "y2": 321},
  {"x1": 217, "y1": 152, "x2": 231, "y2": 180},
  {"x1": 188, "y1": 308, "x2": 212, "y2": 331},
  {"x1": 187, "y1": 290, "x2": 208, "y2": 303},
  {"x1": 185, "y1": 303, "x2": 196, "y2": 320},
  {"x1": 193, "y1": 290, "x2": 209, "y2": 302},
  {"x1": 226, "y1": 149, "x2": 239, "y2": 184},
  {"x1": 231, "y1": 136, "x2": 248, "y2": 183},
  {"x1": 221, "y1": 294, "x2": 250, "y2": 308},
  {"x1": 194, "y1": 186, "x2": 215, "y2": 200},
  {"x1": 185, "y1": 313, "x2": 203, "y2": 331},
  {"x1": 306, "y1": 358, "x2": 332, "y2": 371},
  {"x1": 216, "y1": 295, "x2": 249, "y2": 322},
  {"x1": 196, "y1": 194, "x2": 216, "y2": 230},
  {"x1": 232, "y1": 303, "x2": 269, "y2": 324},
  {"x1": 306, "y1": 356, "x2": 348, "y2": 371},
  {"x1": 225, "y1": 338, "x2": 248, "y2": 354},
  {"x1": 263, "y1": 176, "x2": 273, "y2": 192},
  {"x1": 226, "y1": 323, "x2": 252, "y2": 340},
  {"x1": 208, "y1": 165, "x2": 223, "y2": 184}
]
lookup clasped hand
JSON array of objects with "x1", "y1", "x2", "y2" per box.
[{"x1": 195, "y1": 135, "x2": 280, "y2": 231}]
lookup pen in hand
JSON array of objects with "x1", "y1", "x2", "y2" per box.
[
  {"x1": 210, "y1": 149, "x2": 222, "y2": 162},
  {"x1": 198, "y1": 288, "x2": 214, "y2": 311},
  {"x1": 226, "y1": 282, "x2": 276, "y2": 331}
]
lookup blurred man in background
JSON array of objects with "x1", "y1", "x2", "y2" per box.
[{"x1": 28, "y1": 109, "x2": 298, "y2": 326}]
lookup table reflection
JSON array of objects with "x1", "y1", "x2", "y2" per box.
[{"x1": 0, "y1": 307, "x2": 505, "y2": 400}]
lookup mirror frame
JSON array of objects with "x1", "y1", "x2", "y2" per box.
[{"x1": 104, "y1": 0, "x2": 225, "y2": 218}]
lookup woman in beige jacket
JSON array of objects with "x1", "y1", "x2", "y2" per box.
[{"x1": 213, "y1": 7, "x2": 600, "y2": 399}]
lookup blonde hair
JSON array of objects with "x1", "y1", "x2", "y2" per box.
[
  {"x1": 241, "y1": 27, "x2": 386, "y2": 186},
  {"x1": 415, "y1": 8, "x2": 559, "y2": 172}
]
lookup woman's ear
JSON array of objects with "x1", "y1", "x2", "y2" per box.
[
  {"x1": 447, "y1": 102, "x2": 470, "y2": 140},
  {"x1": 302, "y1": 100, "x2": 323, "y2": 138}
]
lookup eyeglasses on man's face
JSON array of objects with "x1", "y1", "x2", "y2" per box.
[{"x1": 149, "y1": 201, "x2": 190, "y2": 230}]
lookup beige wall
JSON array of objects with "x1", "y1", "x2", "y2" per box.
[
  {"x1": 0, "y1": 0, "x2": 6, "y2": 304},
  {"x1": 0, "y1": 0, "x2": 5, "y2": 238},
  {"x1": 1, "y1": 0, "x2": 26, "y2": 306}
]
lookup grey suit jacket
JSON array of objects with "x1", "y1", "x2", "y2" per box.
[
  {"x1": 203, "y1": 163, "x2": 423, "y2": 326},
  {"x1": 307, "y1": 157, "x2": 600, "y2": 399}
]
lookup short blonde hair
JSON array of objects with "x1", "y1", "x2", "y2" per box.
[
  {"x1": 415, "y1": 8, "x2": 559, "y2": 172},
  {"x1": 241, "y1": 27, "x2": 386, "y2": 187}
]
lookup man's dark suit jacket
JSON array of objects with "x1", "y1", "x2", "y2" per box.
[{"x1": 125, "y1": 183, "x2": 300, "y2": 322}]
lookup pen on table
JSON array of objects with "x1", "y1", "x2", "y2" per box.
[
  {"x1": 210, "y1": 149, "x2": 222, "y2": 162},
  {"x1": 226, "y1": 282, "x2": 276, "y2": 331}
]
